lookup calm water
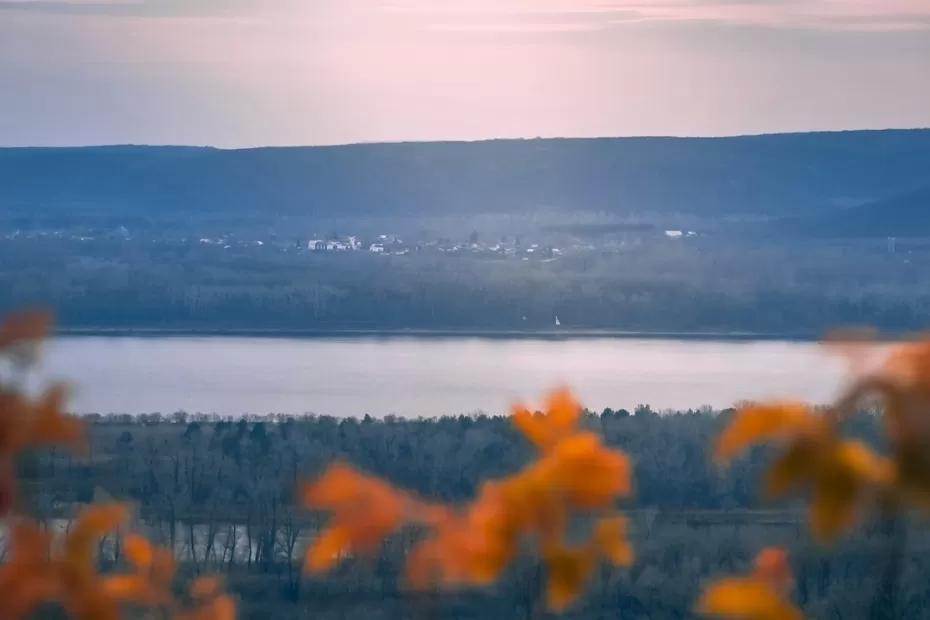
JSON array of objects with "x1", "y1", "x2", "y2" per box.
[{"x1": 30, "y1": 336, "x2": 860, "y2": 417}]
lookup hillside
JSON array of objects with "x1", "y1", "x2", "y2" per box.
[
  {"x1": 790, "y1": 184, "x2": 930, "y2": 238},
  {"x1": 2, "y1": 129, "x2": 930, "y2": 220}
]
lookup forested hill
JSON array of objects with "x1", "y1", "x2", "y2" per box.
[
  {"x1": 3, "y1": 129, "x2": 930, "y2": 219},
  {"x1": 787, "y1": 184, "x2": 930, "y2": 238}
]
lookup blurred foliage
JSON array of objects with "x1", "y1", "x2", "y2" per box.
[
  {"x1": 703, "y1": 331, "x2": 930, "y2": 618},
  {"x1": 0, "y1": 311, "x2": 234, "y2": 620},
  {"x1": 304, "y1": 390, "x2": 633, "y2": 611}
]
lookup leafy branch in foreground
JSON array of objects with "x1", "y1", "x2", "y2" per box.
[
  {"x1": 704, "y1": 332, "x2": 930, "y2": 618},
  {"x1": 303, "y1": 389, "x2": 634, "y2": 611},
  {"x1": 698, "y1": 547, "x2": 802, "y2": 620},
  {"x1": 0, "y1": 311, "x2": 234, "y2": 620}
]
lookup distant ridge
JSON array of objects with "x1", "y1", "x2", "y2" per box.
[
  {"x1": 790, "y1": 184, "x2": 930, "y2": 238},
  {"x1": 2, "y1": 129, "x2": 930, "y2": 220},
  {"x1": 16, "y1": 126, "x2": 928, "y2": 150}
]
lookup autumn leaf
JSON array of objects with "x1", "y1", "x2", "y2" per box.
[
  {"x1": 698, "y1": 548, "x2": 802, "y2": 620},
  {"x1": 0, "y1": 522, "x2": 57, "y2": 619},
  {"x1": 0, "y1": 309, "x2": 234, "y2": 620},
  {"x1": 753, "y1": 547, "x2": 792, "y2": 593},
  {"x1": 124, "y1": 534, "x2": 154, "y2": 569},
  {"x1": 883, "y1": 337, "x2": 930, "y2": 392},
  {"x1": 102, "y1": 575, "x2": 152, "y2": 602},
  {"x1": 190, "y1": 576, "x2": 223, "y2": 600},
  {"x1": 65, "y1": 503, "x2": 130, "y2": 568},
  {"x1": 0, "y1": 328, "x2": 84, "y2": 517},
  {"x1": 303, "y1": 463, "x2": 407, "y2": 572},
  {"x1": 304, "y1": 389, "x2": 634, "y2": 612},
  {"x1": 822, "y1": 327, "x2": 881, "y2": 376},
  {"x1": 715, "y1": 403, "x2": 820, "y2": 463},
  {"x1": 29, "y1": 385, "x2": 84, "y2": 450},
  {"x1": 544, "y1": 546, "x2": 595, "y2": 612},
  {"x1": 698, "y1": 578, "x2": 802, "y2": 620},
  {"x1": 765, "y1": 442, "x2": 816, "y2": 498},
  {"x1": 594, "y1": 517, "x2": 634, "y2": 567},
  {"x1": 545, "y1": 432, "x2": 632, "y2": 509},
  {"x1": 0, "y1": 310, "x2": 53, "y2": 350},
  {"x1": 717, "y1": 395, "x2": 894, "y2": 542},
  {"x1": 305, "y1": 525, "x2": 351, "y2": 573},
  {"x1": 512, "y1": 388, "x2": 582, "y2": 451},
  {"x1": 835, "y1": 440, "x2": 894, "y2": 486},
  {"x1": 206, "y1": 595, "x2": 237, "y2": 620}
]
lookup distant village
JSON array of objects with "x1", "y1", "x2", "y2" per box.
[
  {"x1": 2, "y1": 225, "x2": 702, "y2": 261},
  {"x1": 297, "y1": 233, "x2": 567, "y2": 259}
]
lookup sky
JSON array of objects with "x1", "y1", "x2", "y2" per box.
[{"x1": 1, "y1": 0, "x2": 929, "y2": 147}]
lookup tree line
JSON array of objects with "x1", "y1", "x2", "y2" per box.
[{"x1": 2, "y1": 235, "x2": 929, "y2": 334}]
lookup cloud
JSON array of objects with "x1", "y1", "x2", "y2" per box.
[
  {"x1": 610, "y1": 0, "x2": 930, "y2": 31},
  {"x1": 0, "y1": 0, "x2": 274, "y2": 16},
  {"x1": 0, "y1": 0, "x2": 144, "y2": 13},
  {"x1": 1, "y1": 0, "x2": 928, "y2": 32},
  {"x1": 428, "y1": 22, "x2": 607, "y2": 33},
  {"x1": 383, "y1": 0, "x2": 930, "y2": 32}
]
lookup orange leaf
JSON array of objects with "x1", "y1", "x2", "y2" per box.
[
  {"x1": 303, "y1": 464, "x2": 406, "y2": 562},
  {"x1": 884, "y1": 338, "x2": 930, "y2": 389},
  {"x1": 152, "y1": 547, "x2": 177, "y2": 584},
  {"x1": 594, "y1": 516, "x2": 634, "y2": 567},
  {"x1": 512, "y1": 388, "x2": 582, "y2": 451},
  {"x1": 753, "y1": 548, "x2": 792, "y2": 593},
  {"x1": 765, "y1": 443, "x2": 815, "y2": 498},
  {"x1": 30, "y1": 385, "x2": 84, "y2": 450},
  {"x1": 808, "y1": 480, "x2": 858, "y2": 543},
  {"x1": 305, "y1": 526, "x2": 350, "y2": 573},
  {"x1": 65, "y1": 503, "x2": 129, "y2": 568},
  {"x1": 716, "y1": 403, "x2": 818, "y2": 463},
  {"x1": 0, "y1": 310, "x2": 53, "y2": 349},
  {"x1": 190, "y1": 576, "x2": 222, "y2": 600},
  {"x1": 124, "y1": 534, "x2": 153, "y2": 569},
  {"x1": 697, "y1": 577, "x2": 802, "y2": 620},
  {"x1": 545, "y1": 388, "x2": 582, "y2": 435},
  {"x1": 822, "y1": 328, "x2": 880, "y2": 375},
  {"x1": 102, "y1": 575, "x2": 150, "y2": 601},
  {"x1": 548, "y1": 433, "x2": 632, "y2": 508},
  {"x1": 544, "y1": 546, "x2": 595, "y2": 612},
  {"x1": 303, "y1": 388, "x2": 633, "y2": 610},
  {"x1": 207, "y1": 594, "x2": 237, "y2": 620},
  {"x1": 512, "y1": 407, "x2": 552, "y2": 449},
  {"x1": 835, "y1": 440, "x2": 894, "y2": 486},
  {"x1": 73, "y1": 503, "x2": 129, "y2": 537}
]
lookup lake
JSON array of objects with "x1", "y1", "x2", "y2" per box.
[{"x1": 22, "y1": 335, "x2": 869, "y2": 417}]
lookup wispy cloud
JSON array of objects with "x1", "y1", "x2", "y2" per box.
[
  {"x1": 2, "y1": 0, "x2": 928, "y2": 32},
  {"x1": 381, "y1": 0, "x2": 930, "y2": 32},
  {"x1": 0, "y1": 0, "x2": 144, "y2": 13},
  {"x1": 0, "y1": 0, "x2": 272, "y2": 17},
  {"x1": 614, "y1": 0, "x2": 930, "y2": 31}
]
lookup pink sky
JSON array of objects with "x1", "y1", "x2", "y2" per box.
[{"x1": 1, "y1": 0, "x2": 928, "y2": 146}]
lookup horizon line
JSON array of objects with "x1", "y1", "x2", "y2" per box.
[{"x1": 3, "y1": 126, "x2": 929, "y2": 151}]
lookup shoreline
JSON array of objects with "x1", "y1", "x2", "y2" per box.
[{"x1": 54, "y1": 326, "x2": 824, "y2": 341}]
